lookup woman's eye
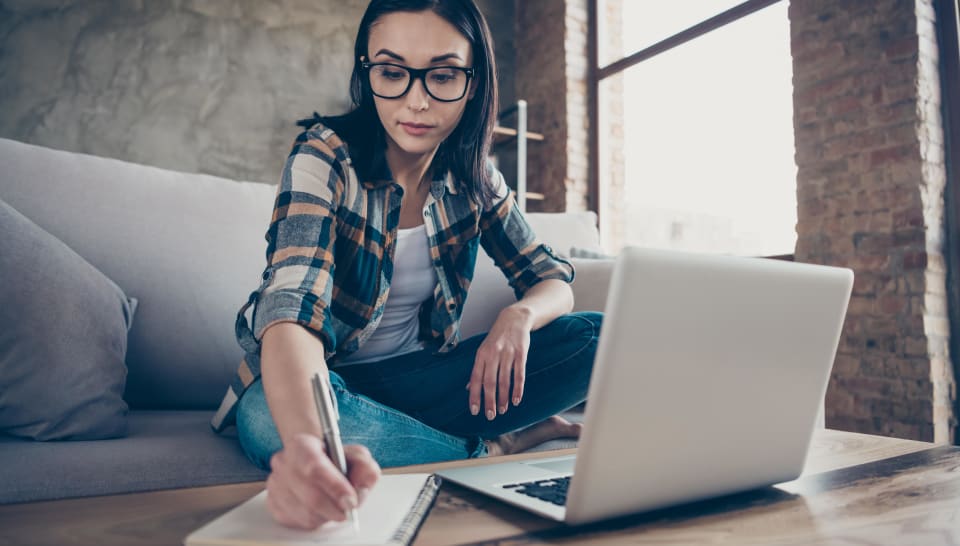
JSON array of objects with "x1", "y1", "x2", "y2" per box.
[
  {"x1": 382, "y1": 70, "x2": 406, "y2": 80},
  {"x1": 430, "y1": 72, "x2": 458, "y2": 84}
]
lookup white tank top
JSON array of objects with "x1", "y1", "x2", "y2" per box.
[{"x1": 338, "y1": 224, "x2": 438, "y2": 365}]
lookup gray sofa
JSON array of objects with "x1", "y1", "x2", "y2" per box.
[{"x1": 0, "y1": 137, "x2": 611, "y2": 504}]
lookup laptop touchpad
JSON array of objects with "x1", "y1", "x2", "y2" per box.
[{"x1": 524, "y1": 458, "x2": 576, "y2": 474}]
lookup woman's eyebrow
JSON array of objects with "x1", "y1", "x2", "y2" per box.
[{"x1": 373, "y1": 48, "x2": 464, "y2": 63}]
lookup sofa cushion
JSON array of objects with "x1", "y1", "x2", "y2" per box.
[
  {"x1": 0, "y1": 411, "x2": 267, "y2": 503},
  {"x1": 0, "y1": 138, "x2": 275, "y2": 410},
  {"x1": 0, "y1": 199, "x2": 135, "y2": 440}
]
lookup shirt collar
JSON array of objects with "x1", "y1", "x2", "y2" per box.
[
  {"x1": 361, "y1": 154, "x2": 459, "y2": 198},
  {"x1": 433, "y1": 167, "x2": 459, "y2": 199}
]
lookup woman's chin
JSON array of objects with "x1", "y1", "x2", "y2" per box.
[{"x1": 391, "y1": 135, "x2": 441, "y2": 157}]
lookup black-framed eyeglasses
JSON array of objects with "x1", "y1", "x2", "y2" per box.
[{"x1": 361, "y1": 62, "x2": 475, "y2": 102}]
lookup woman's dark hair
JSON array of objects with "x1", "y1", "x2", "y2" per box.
[{"x1": 299, "y1": 0, "x2": 499, "y2": 206}]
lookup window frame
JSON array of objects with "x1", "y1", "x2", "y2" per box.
[
  {"x1": 933, "y1": 0, "x2": 960, "y2": 444},
  {"x1": 587, "y1": 0, "x2": 785, "y2": 231}
]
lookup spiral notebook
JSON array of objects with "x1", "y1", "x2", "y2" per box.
[{"x1": 184, "y1": 474, "x2": 442, "y2": 546}]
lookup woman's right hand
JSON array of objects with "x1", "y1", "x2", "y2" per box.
[{"x1": 265, "y1": 433, "x2": 381, "y2": 530}]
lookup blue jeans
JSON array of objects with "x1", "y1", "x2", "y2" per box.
[{"x1": 236, "y1": 311, "x2": 602, "y2": 470}]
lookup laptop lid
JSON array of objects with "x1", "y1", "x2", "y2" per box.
[{"x1": 564, "y1": 247, "x2": 853, "y2": 524}]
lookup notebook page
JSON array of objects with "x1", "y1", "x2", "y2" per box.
[{"x1": 185, "y1": 473, "x2": 435, "y2": 546}]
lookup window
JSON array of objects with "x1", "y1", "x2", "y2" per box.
[{"x1": 594, "y1": 0, "x2": 796, "y2": 256}]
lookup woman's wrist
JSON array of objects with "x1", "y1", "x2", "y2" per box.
[{"x1": 500, "y1": 303, "x2": 535, "y2": 330}]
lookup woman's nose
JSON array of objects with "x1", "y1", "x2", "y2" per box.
[{"x1": 406, "y1": 77, "x2": 430, "y2": 111}]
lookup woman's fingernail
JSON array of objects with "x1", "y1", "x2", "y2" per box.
[
  {"x1": 339, "y1": 494, "x2": 358, "y2": 512},
  {"x1": 499, "y1": 405, "x2": 506, "y2": 414},
  {"x1": 357, "y1": 487, "x2": 371, "y2": 503},
  {"x1": 486, "y1": 409, "x2": 495, "y2": 420},
  {"x1": 513, "y1": 397, "x2": 521, "y2": 406},
  {"x1": 471, "y1": 404, "x2": 479, "y2": 415}
]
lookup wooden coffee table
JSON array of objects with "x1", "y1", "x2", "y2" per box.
[{"x1": 1, "y1": 429, "x2": 957, "y2": 545}]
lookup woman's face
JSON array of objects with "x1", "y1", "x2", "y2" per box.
[{"x1": 366, "y1": 10, "x2": 475, "y2": 159}]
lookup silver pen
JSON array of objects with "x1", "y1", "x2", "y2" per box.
[{"x1": 311, "y1": 372, "x2": 360, "y2": 532}]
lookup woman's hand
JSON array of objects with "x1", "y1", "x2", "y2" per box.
[
  {"x1": 265, "y1": 433, "x2": 381, "y2": 530},
  {"x1": 468, "y1": 305, "x2": 534, "y2": 420}
]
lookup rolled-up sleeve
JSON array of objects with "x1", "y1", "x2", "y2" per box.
[
  {"x1": 478, "y1": 168, "x2": 574, "y2": 299},
  {"x1": 251, "y1": 135, "x2": 345, "y2": 353}
]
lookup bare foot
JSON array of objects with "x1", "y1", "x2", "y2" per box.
[{"x1": 485, "y1": 416, "x2": 582, "y2": 457}]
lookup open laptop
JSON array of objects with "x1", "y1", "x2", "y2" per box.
[{"x1": 437, "y1": 246, "x2": 854, "y2": 525}]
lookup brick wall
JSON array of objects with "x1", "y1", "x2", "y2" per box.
[
  {"x1": 516, "y1": 0, "x2": 590, "y2": 212},
  {"x1": 791, "y1": 0, "x2": 956, "y2": 442}
]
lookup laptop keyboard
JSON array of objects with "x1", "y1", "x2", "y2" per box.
[{"x1": 502, "y1": 476, "x2": 571, "y2": 506}]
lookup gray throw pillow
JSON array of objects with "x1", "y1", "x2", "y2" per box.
[
  {"x1": 569, "y1": 246, "x2": 615, "y2": 260},
  {"x1": 0, "y1": 199, "x2": 135, "y2": 440}
]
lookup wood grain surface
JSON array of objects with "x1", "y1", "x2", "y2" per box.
[
  {"x1": 449, "y1": 447, "x2": 960, "y2": 546},
  {"x1": 0, "y1": 429, "x2": 946, "y2": 546}
]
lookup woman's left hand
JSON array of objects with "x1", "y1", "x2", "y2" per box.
[{"x1": 468, "y1": 305, "x2": 534, "y2": 420}]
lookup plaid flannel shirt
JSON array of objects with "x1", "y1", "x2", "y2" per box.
[{"x1": 212, "y1": 122, "x2": 574, "y2": 431}]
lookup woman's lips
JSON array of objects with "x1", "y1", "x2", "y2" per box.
[{"x1": 400, "y1": 122, "x2": 434, "y2": 136}]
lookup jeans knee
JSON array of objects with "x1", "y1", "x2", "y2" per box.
[
  {"x1": 555, "y1": 311, "x2": 603, "y2": 346},
  {"x1": 531, "y1": 311, "x2": 602, "y2": 377},
  {"x1": 574, "y1": 311, "x2": 603, "y2": 335},
  {"x1": 562, "y1": 312, "x2": 601, "y2": 380}
]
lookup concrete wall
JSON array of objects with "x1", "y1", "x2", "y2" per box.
[{"x1": 0, "y1": 0, "x2": 515, "y2": 184}]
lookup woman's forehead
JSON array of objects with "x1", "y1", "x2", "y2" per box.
[{"x1": 368, "y1": 10, "x2": 472, "y2": 65}]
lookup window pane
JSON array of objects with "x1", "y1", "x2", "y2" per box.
[
  {"x1": 599, "y1": 0, "x2": 746, "y2": 66},
  {"x1": 599, "y1": 1, "x2": 796, "y2": 256}
]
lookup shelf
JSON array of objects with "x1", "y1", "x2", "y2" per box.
[
  {"x1": 495, "y1": 100, "x2": 539, "y2": 212},
  {"x1": 492, "y1": 126, "x2": 544, "y2": 144}
]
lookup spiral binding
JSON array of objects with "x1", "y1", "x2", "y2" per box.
[{"x1": 390, "y1": 475, "x2": 443, "y2": 546}]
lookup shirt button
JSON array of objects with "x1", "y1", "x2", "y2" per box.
[
  {"x1": 447, "y1": 301, "x2": 456, "y2": 311},
  {"x1": 424, "y1": 210, "x2": 431, "y2": 217}
]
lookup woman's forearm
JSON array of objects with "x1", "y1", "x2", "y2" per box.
[
  {"x1": 260, "y1": 322, "x2": 330, "y2": 446},
  {"x1": 505, "y1": 278, "x2": 574, "y2": 332}
]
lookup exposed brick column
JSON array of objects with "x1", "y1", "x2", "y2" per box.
[
  {"x1": 515, "y1": 0, "x2": 590, "y2": 213},
  {"x1": 565, "y1": 0, "x2": 589, "y2": 212},
  {"x1": 791, "y1": 0, "x2": 956, "y2": 442},
  {"x1": 598, "y1": 0, "x2": 625, "y2": 251}
]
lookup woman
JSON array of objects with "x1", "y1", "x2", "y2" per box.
[{"x1": 214, "y1": 0, "x2": 603, "y2": 529}]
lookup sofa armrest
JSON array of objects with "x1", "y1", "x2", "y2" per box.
[{"x1": 570, "y1": 257, "x2": 614, "y2": 313}]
